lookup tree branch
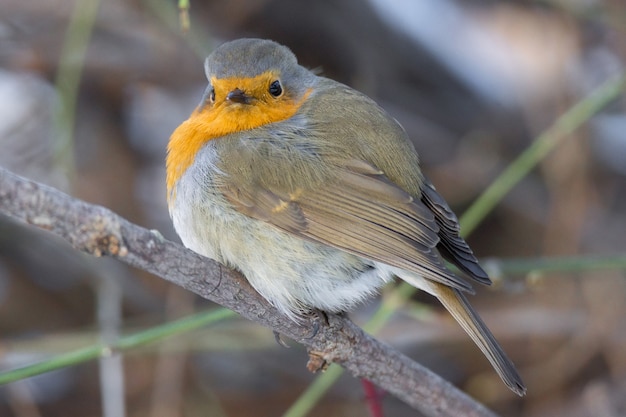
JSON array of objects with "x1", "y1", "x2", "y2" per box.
[{"x1": 0, "y1": 166, "x2": 498, "y2": 417}]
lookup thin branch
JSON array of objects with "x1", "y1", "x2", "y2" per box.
[{"x1": 0, "y1": 166, "x2": 498, "y2": 417}]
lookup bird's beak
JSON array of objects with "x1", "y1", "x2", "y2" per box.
[{"x1": 226, "y1": 88, "x2": 252, "y2": 104}]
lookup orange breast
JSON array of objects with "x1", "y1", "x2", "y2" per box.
[{"x1": 166, "y1": 84, "x2": 312, "y2": 203}]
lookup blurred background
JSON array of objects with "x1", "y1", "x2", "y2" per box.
[{"x1": 1, "y1": 0, "x2": 625, "y2": 416}]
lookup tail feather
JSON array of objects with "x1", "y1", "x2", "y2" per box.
[
  {"x1": 394, "y1": 268, "x2": 526, "y2": 396},
  {"x1": 438, "y1": 286, "x2": 526, "y2": 396}
]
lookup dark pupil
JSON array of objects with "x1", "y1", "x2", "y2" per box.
[
  {"x1": 210, "y1": 88, "x2": 216, "y2": 102},
  {"x1": 269, "y1": 80, "x2": 282, "y2": 97}
]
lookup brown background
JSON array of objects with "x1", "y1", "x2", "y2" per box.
[{"x1": 1, "y1": 0, "x2": 625, "y2": 416}]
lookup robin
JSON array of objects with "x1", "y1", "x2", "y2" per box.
[{"x1": 166, "y1": 38, "x2": 526, "y2": 396}]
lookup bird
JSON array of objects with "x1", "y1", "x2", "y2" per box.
[{"x1": 166, "y1": 38, "x2": 526, "y2": 396}]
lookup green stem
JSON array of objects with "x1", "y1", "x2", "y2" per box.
[
  {"x1": 53, "y1": 0, "x2": 101, "y2": 179},
  {"x1": 144, "y1": 0, "x2": 211, "y2": 59},
  {"x1": 487, "y1": 254, "x2": 626, "y2": 277},
  {"x1": 177, "y1": 0, "x2": 190, "y2": 32},
  {"x1": 0, "y1": 308, "x2": 236, "y2": 385},
  {"x1": 281, "y1": 365, "x2": 345, "y2": 417},
  {"x1": 460, "y1": 73, "x2": 626, "y2": 237},
  {"x1": 362, "y1": 282, "x2": 416, "y2": 334}
]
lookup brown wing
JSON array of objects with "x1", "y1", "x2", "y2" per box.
[
  {"x1": 221, "y1": 160, "x2": 475, "y2": 293},
  {"x1": 420, "y1": 178, "x2": 491, "y2": 285}
]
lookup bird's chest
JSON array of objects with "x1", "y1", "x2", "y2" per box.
[{"x1": 168, "y1": 143, "x2": 242, "y2": 262}]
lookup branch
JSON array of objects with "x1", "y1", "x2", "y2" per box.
[{"x1": 0, "y1": 166, "x2": 498, "y2": 417}]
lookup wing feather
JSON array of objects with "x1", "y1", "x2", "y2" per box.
[
  {"x1": 420, "y1": 179, "x2": 491, "y2": 285},
  {"x1": 221, "y1": 160, "x2": 476, "y2": 292}
]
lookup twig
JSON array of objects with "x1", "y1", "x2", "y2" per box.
[
  {"x1": 0, "y1": 166, "x2": 498, "y2": 417},
  {"x1": 97, "y1": 271, "x2": 125, "y2": 417}
]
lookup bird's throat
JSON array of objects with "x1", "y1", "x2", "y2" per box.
[{"x1": 166, "y1": 88, "x2": 312, "y2": 203}]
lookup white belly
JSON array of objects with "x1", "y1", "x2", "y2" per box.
[{"x1": 169, "y1": 144, "x2": 392, "y2": 320}]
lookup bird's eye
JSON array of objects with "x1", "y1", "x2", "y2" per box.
[
  {"x1": 269, "y1": 80, "x2": 283, "y2": 97},
  {"x1": 200, "y1": 86, "x2": 216, "y2": 110}
]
